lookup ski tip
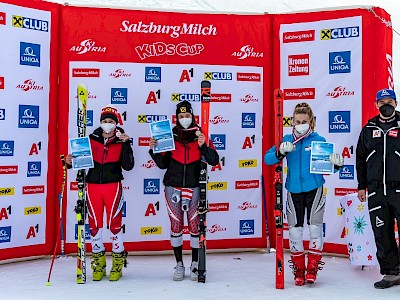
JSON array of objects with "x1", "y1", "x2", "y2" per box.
[{"x1": 46, "y1": 281, "x2": 51, "y2": 286}]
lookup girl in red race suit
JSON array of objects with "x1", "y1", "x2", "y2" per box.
[
  {"x1": 66, "y1": 105, "x2": 134, "y2": 282},
  {"x1": 149, "y1": 100, "x2": 219, "y2": 281}
]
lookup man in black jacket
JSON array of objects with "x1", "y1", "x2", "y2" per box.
[{"x1": 356, "y1": 88, "x2": 400, "y2": 289}]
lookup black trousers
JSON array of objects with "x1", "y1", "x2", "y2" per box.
[{"x1": 367, "y1": 185, "x2": 400, "y2": 275}]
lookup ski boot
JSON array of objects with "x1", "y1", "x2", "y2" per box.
[
  {"x1": 288, "y1": 252, "x2": 306, "y2": 286},
  {"x1": 91, "y1": 250, "x2": 106, "y2": 281},
  {"x1": 189, "y1": 261, "x2": 198, "y2": 281},
  {"x1": 109, "y1": 251, "x2": 128, "y2": 281},
  {"x1": 306, "y1": 253, "x2": 325, "y2": 284},
  {"x1": 173, "y1": 261, "x2": 185, "y2": 281}
]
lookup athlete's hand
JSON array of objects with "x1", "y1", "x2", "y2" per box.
[
  {"x1": 329, "y1": 153, "x2": 344, "y2": 167},
  {"x1": 65, "y1": 154, "x2": 73, "y2": 165},
  {"x1": 358, "y1": 190, "x2": 366, "y2": 202},
  {"x1": 279, "y1": 141, "x2": 294, "y2": 155},
  {"x1": 118, "y1": 133, "x2": 130, "y2": 143},
  {"x1": 197, "y1": 132, "x2": 206, "y2": 147},
  {"x1": 149, "y1": 138, "x2": 158, "y2": 150}
]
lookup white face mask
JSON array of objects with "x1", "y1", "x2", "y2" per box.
[
  {"x1": 179, "y1": 118, "x2": 192, "y2": 129},
  {"x1": 295, "y1": 123, "x2": 310, "y2": 135},
  {"x1": 101, "y1": 123, "x2": 116, "y2": 134}
]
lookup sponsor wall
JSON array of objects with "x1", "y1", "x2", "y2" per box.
[
  {"x1": 57, "y1": 6, "x2": 271, "y2": 252},
  {"x1": 0, "y1": 0, "x2": 59, "y2": 260},
  {"x1": 270, "y1": 8, "x2": 393, "y2": 254},
  {"x1": 0, "y1": 1, "x2": 393, "y2": 260}
]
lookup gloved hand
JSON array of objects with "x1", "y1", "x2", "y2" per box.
[
  {"x1": 329, "y1": 153, "x2": 344, "y2": 167},
  {"x1": 279, "y1": 141, "x2": 295, "y2": 155}
]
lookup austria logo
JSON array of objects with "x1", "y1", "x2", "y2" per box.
[
  {"x1": 210, "y1": 115, "x2": 229, "y2": 124},
  {"x1": 237, "y1": 201, "x2": 258, "y2": 210},
  {"x1": 326, "y1": 86, "x2": 355, "y2": 98},
  {"x1": 141, "y1": 160, "x2": 157, "y2": 168},
  {"x1": 208, "y1": 224, "x2": 227, "y2": 234},
  {"x1": 69, "y1": 39, "x2": 106, "y2": 54},
  {"x1": 109, "y1": 69, "x2": 132, "y2": 78},
  {"x1": 16, "y1": 79, "x2": 44, "y2": 91},
  {"x1": 232, "y1": 45, "x2": 263, "y2": 60},
  {"x1": 240, "y1": 94, "x2": 259, "y2": 103}
]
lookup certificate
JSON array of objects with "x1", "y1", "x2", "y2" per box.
[
  {"x1": 310, "y1": 141, "x2": 334, "y2": 174},
  {"x1": 150, "y1": 119, "x2": 175, "y2": 153},
  {"x1": 69, "y1": 137, "x2": 94, "y2": 170}
]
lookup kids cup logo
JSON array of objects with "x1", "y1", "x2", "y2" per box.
[{"x1": 232, "y1": 45, "x2": 263, "y2": 60}]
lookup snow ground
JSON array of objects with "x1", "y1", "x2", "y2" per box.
[{"x1": 1, "y1": 251, "x2": 399, "y2": 300}]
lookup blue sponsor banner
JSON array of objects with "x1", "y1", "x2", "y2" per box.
[
  {"x1": 20, "y1": 42, "x2": 41, "y2": 67},
  {"x1": 144, "y1": 179, "x2": 160, "y2": 194},
  {"x1": 18, "y1": 105, "x2": 39, "y2": 128},
  {"x1": 111, "y1": 88, "x2": 128, "y2": 104},
  {"x1": 0, "y1": 226, "x2": 11, "y2": 243},
  {"x1": 74, "y1": 224, "x2": 91, "y2": 240},
  {"x1": 145, "y1": 67, "x2": 161, "y2": 82},
  {"x1": 0, "y1": 141, "x2": 14, "y2": 156},
  {"x1": 242, "y1": 113, "x2": 256, "y2": 128},
  {"x1": 329, "y1": 27, "x2": 359, "y2": 39},
  {"x1": 27, "y1": 161, "x2": 41, "y2": 177},
  {"x1": 210, "y1": 134, "x2": 226, "y2": 150},
  {"x1": 239, "y1": 219, "x2": 255, "y2": 235},
  {"x1": 0, "y1": 108, "x2": 5, "y2": 120},
  {"x1": 329, "y1": 111, "x2": 350, "y2": 133},
  {"x1": 329, "y1": 51, "x2": 351, "y2": 74},
  {"x1": 339, "y1": 165, "x2": 355, "y2": 180}
]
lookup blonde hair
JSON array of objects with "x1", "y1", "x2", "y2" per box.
[{"x1": 293, "y1": 102, "x2": 315, "y2": 130}]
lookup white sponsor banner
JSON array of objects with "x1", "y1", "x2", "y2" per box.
[
  {"x1": 280, "y1": 17, "x2": 362, "y2": 248},
  {"x1": 66, "y1": 62, "x2": 263, "y2": 244}
]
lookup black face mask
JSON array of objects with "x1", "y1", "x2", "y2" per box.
[{"x1": 379, "y1": 104, "x2": 395, "y2": 118}]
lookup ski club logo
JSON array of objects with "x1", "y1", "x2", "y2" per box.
[
  {"x1": 236, "y1": 73, "x2": 261, "y2": 82},
  {"x1": 240, "y1": 94, "x2": 259, "y2": 103},
  {"x1": 16, "y1": 79, "x2": 44, "y2": 91},
  {"x1": 283, "y1": 30, "x2": 315, "y2": 43},
  {"x1": 74, "y1": 224, "x2": 90, "y2": 240},
  {"x1": 111, "y1": 88, "x2": 128, "y2": 104},
  {"x1": 69, "y1": 39, "x2": 106, "y2": 54},
  {"x1": 339, "y1": 165, "x2": 355, "y2": 180},
  {"x1": 208, "y1": 203, "x2": 230, "y2": 212},
  {"x1": 18, "y1": 105, "x2": 39, "y2": 128},
  {"x1": 242, "y1": 113, "x2": 256, "y2": 128},
  {"x1": 235, "y1": 180, "x2": 259, "y2": 189},
  {"x1": 0, "y1": 187, "x2": 14, "y2": 196},
  {"x1": 12, "y1": 15, "x2": 49, "y2": 32},
  {"x1": 0, "y1": 12, "x2": 6, "y2": 25},
  {"x1": 231, "y1": 45, "x2": 263, "y2": 59},
  {"x1": 237, "y1": 201, "x2": 258, "y2": 211},
  {"x1": 0, "y1": 141, "x2": 14, "y2": 156},
  {"x1": 171, "y1": 93, "x2": 200, "y2": 102},
  {"x1": 288, "y1": 54, "x2": 309, "y2": 76},
  {"x1": 210, "y1": 134, "x2": 226, "y2": 150},
  {"x1": 329, "y1": 51, "x2": 351, "y2": 74},
  {"x1": 326, "y1": 86, "x2": 355, "y2": 98},
  {"x1": 138, "y1": 114, "x2": 167, "y2": 123},
  {"x1": 239, "y1": 220, "x2": 255, "y2": 235},
  {"x1": 20, "y1": 42, "x2": 41, "y2": 67},
  {"x1": 0, "y1": 108, "x2": 5, "y2": 120},
  {"x1": 109, "y1": 69, "x2": 132, "y2": 78},
  {"x1": 210, "y1": 115, "x2": 229, "y2": 125},
  {"x1": 208, "y1": 224, "x2": 227, "y2": 234},
  {"x1": 284, "y1": 88, "x2": 315, "y2": 100},
  {"x1": 27, "y1": 161, "x2": 41, "y2": 177},
  {"x1": 141, "y1": 160, "x2": 157, "y2": 168},
  {"x1": 0, "y1": 226, "x2": 11, "y2": 243},
  {"x1": 135, "y1": 42, "x2": 204, "y2": 60},
  {"x1": 0, "y1": 166, "x2": 18, "y2": 174},
  {"x1": 0, "y1": 76, "x2": 4, "y2": 89},
  {"x1": 204, "y1": 72, "x2": 232, "y2": 81},
  {"x1": 321, "y1": 26, "x2": 359, "y2": 40},
  {"x1": 77, "y1": 110, "x2": 93, "y2": 127},
  {"x1": 329, "y1": 111, "x2": 351, "y2": 133},
  {"x1": 145, "y1": 67, "x2": 161, "y2": 82},
  {"x1": 143, "y1": 179, "x2": 160, "y2": 194}
]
